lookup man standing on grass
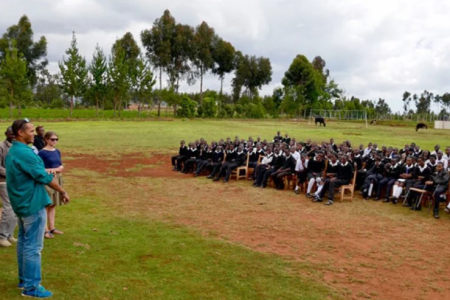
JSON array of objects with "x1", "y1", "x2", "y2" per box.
[
  {"x1": 33, "y1": 125, "x2": 45, "y2": 151},
  {"x1": 6, "y1": 119, "x2": 70, "y2": 298},
  {"x1": 0, "y1": 127, "x2": 17, "y2": 247}
]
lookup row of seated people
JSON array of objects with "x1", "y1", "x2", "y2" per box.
[{"x1": 170, "y1": 133, "x2": 450, "y2": 218}]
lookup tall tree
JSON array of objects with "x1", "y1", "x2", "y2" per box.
[
  {"x1": 282, "y1": 54, "x2": 324, "y2": 107},
  {"x1": 232, "y1": 53, "x2": 272, "y2": 101},
  {"x1": 88, "y1": 45, "x2": 108, "y2": 117},
  {"x1": 141, "y1": 9, "x2": 176, "y2": 116},
  {"x1": 167, "y1": 24, "x2": 195, "y2": 91},
  {"x1": 192, "y1": 21, "x2": 216, "y2": 105},
  {"x1": 0, "y1": 15, "x2": 47, "y2": 86},
  {"x1": 34, "y1": 70, "x2": 62, "y2": 107},
  {"x1": 0, "y1": 40, "x2": 29, "y2": 117},
  {"x1": 212, "y1": 38, "x2": 236, "y2": 96},
  {"x1": 112, "y1": 32, "x2": 140, "y2": 62},
  {"x1": 107, "y1": 46, "x2": 129, "y2": 117},
  {"x1": 415, "y1": 90, "x2": 433, "y2": 114},
  {"x1": 312, "y1": 56, "x2": 329, "y2": 83},
  {"x1": 59, "y1": 32, "x2": 88, "y2": 117},
  {"x1": 129, "y1": 55, "x2": 156, "y2": 117},
  {"x1": 402, "y1": 91, "x2": 412, "y2": 115}
]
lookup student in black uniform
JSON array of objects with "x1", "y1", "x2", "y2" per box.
[
  {"x1": 252, "y1": 147, "x2": 273, "y2": 182},
  {"x1": 426, "y1": 154, "x2": 437, "y2": 172},
  {"x1": 182, "y1": 144, "x2": 204, "y2": 173},
  {"x1": 213, "y1": 144, "x2": 247, "y2": 182},
  {"x1": 305, "y1": 152, "x2": 325, "y2": 197},
  {"x1": 195, "y1": 145, "x2": 223, "y2": 176},
  {"x1": 282, "y1": 133, "x2": 291, "y2": 145},
  {"x1": 273, "y1": 131, "x2": 282, "y2": 143},
  {"x1": 404, "y1": 156, "x2": 431, "y2": 210},
  {"x1": 323, "y1": 156, "x2": 354, "y2": 205},
  {"x1": 312, "y1": 153, "x2": 340, "y2": 201},
  {"x1": 271, "y1": 148, "x2": 296, "y2": 190},
  {"x1": 208, "y1": 144, "x2": 235, "y2": 179},
  {"x1": 294, "y1": 153, "x2": 308, "y2": 194},
  {"x1": 172, "y1": 140, "x2": 188, "y2": 171},
  {"x1": 248, "y1": 143, "x2": 264, "y2": 169},
  {"x1": 391, "y1": 156, "x2": 416, "y2": 203},
  {"x1": 179, "y1": 143, "x2": 199, "y2": 173},
  {"x1": 259, "y1": 148, "x2": 285, "y2": 188},
  {"x1": 361, "y1": 157, "x2": 384, "y2": 200},
  {"x1": 424, "y1": 162, "x2": 449, "y2": 218},
  {"x1": 377, "y1": 157, "x2": 401, "y2": 202}
]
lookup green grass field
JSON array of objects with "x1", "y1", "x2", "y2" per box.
[{"x1": 1, "y1": 119, "x2": 450, "y2": 300}]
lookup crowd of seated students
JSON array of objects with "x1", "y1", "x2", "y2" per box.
[{"x1": 171, "y1": 131, "x2": 450, "y2": 219}]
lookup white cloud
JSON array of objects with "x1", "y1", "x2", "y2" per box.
[{"x1": 2, "y1": 0, "x2": 450, "y2": 112}]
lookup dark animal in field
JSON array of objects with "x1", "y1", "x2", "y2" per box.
[
  {"x1": 416, "y1": 123, "x2": 428, "y2": 132},
  {"x1": 370, "y1": 119, "x2": 377, "y2": 125},
  {"x1": 315, "y1": 117, "x2": 326, "y2": 127}
]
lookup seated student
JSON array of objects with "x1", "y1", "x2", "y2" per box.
[
  {"x1": 349, "y1": 149, "x2": 363, "y2": 171},
  {"x1": 318, "y1": 156, "x2": 354, "y2": 206},
  {"x1": 248, "y1": 143, "x2": 264, "y2": 169},
  {"x1": 178, "y1": 143, "x2": 198, "y2": 173},
  {"x1": 258, "y1": 148, "x2": 285, "y2": 188},
  {"x1": 391, "y1": 156, "x2": 416, "y2": 204},
  {"x1": 208, "y1": 144, "x2": 235, "y2": 179},
  {"x1": 182, "y1": 144, "x2": 204, "y2": 174},
  {"x1": 213, "y1": 144, "x2": 247, "y2": 182},
  {"x1": 305, "y1": 152, "x2": 326, "y2": 197},
  {"x1": 377, "y1": 157, "x2": 402, "y2": 202},
  {"x1": 271, "y1": 148, "x2": 296, "y2": 190},
  {"x1": 294, "y1": 154, "x2": 309, "y2": 194},
  {"x1": 403, "y1": 156, "x2": 431, "y2": 209},
  {"x1": 436, "y1": 151, "x2": 448, "y2": 170},
  {"x1": 252, "y1": 147, "x2": 273, "y2": 182},
  {"x1": 282, "y1": 133, "x2": 291, "y2": 145},
  {"x1": 426, "y1": 154, "x2": 438, "y2": 172},
  {"x1": 361, "y1": 157, "x2": 385, "y2": 200},
  {"x1": 312, "y1": 153, "x2": 340, "y2": 201},
  {"x1": 422, "y1": 162, "x2": 449, "y2": 219},
  {"x1": 290, "y1": 146, "x2": 300, "y2": 162},
  {"x1": 195, "y1": 144, "x2": 223, "y2": 176},
  {"x1": 171, "y1": 140, "x2": 188, "y2": 171},
  {"x1": 330, "y1": 138, "x2": 338, "y2": 152},
  {"x1": 273, "y1": 131, "x2": 282, "y2": 143}
]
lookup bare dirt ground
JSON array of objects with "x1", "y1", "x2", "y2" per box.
[{"x1": 65, "y1": 152, "x2": 450, "y2": 300}]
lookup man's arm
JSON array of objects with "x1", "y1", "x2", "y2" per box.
[{"x1": 48, "y1": 177, "x2": 70, "y2": 203}]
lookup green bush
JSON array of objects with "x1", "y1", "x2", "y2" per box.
[
  {"x1": 50, "y1": 98, "x2": 65, "y2": 109},
  {"x1": 200, "y1": 97, "x2": 217, "y2": 118},
  {"x1": 177, "y1": 96, "x2": 197, "y2": 118}
]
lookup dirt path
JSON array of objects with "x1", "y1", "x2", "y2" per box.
[{"x1": 65, "y1": 153, "x2": 450, "y2": 300}]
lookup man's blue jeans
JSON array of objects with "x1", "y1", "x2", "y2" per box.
[{"x1": 17, "y1": 208, "x2": 46, "y2": 291}]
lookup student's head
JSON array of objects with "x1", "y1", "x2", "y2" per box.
[
  {"x1": 285, "y1": 132, "x2": 288, "y2": 137},
  {"x1": 12, "y1": 119, "x2": 34, "y2": 145},
  {"x1": 277, "y1": 131, "x2": 280, "y2": 135},
  {"x1": 437, "y1": 151, "x2": 443, "y2": 159},
  {"x1": 436, "y1": 162, "x2": 444, "y2": 172},
  {"x1": 340, "y1": 156, "x2": 348, "y2": 164},
  {"x1": 329, "y1": 153, "x2": 337, "y2": 162},
  {"x1": 435, "y1": 144, "x2": 440, "y2": 151},
  {"x1": 406, "y1": 156, "x2": 413, "y2": 165},
  {"x1": 284, "y1": 149, "x2": 290, "y2": 156},
  {"x1": 429, "y1": 155, "x2": 436, "y2": 163},
  {"x1": 266, "y1": 147, "x2": 272, "y2": 154},
  {"x1": 301, "y1": 153, "x2": 307, "y2": 161},
  {"x1": 330, "y1": 138, "x2": 334, "y2": 144},
  {"x1": 417, "y1": 156, "x2": 425, "y2": 167},
  {"x1": 216, "y1": 145, "x2": 222, "y2": 152},
  {"x1": 5, "y1": 126, "x2": 14, "y2": 143},
  {"x1": 290, "y1": 147, "x2": 296, "y2": 154},
  {"x1": 36, "y1": 125, "x2": 45, "y2": 137},
  {"x1": 446, "y1": 147, "x2": 450, "y2": 156},
  {"x1": 238, "y1": 143, "x2": 244, "y2": 151},
  {"x1": 180, "y1": 140, "x2": 185, "y2": 146}
]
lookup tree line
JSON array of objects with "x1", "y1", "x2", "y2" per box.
[{"x1": 0, "y1": 12, "x2": 449, "y2": 120}]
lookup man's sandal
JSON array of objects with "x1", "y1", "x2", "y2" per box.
[
  {"x1": 44, "y1": 231, "x2": 54, "y2": 239},
  {"x1": 49, "y1": 229, "x2": 64, "y2": 235}
]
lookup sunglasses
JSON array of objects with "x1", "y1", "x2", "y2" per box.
[
  {"x1": 50, "y1": 138, "x2": 59, "y2": 142},
  {"x1": 18, "y1": 118, "x2": 30, "y2": 129}
]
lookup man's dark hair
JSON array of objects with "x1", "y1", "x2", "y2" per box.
[{"x1": 11, "y1": 119, "x2": 30, "y2": 136}]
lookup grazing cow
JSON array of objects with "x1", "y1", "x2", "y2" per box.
[
  {"x1": 416, "y1": 123, "x2": 428, "y2": 132},
  {"x1": 370, "y1": 119, "x2": 377, "y2": 125},
  {"x1": 315, "y1": 117, "x2": 326, "y2": 127}
]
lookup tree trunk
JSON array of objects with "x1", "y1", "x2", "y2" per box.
[
  {"x1": 18, "y1": 101, "x2": 22, "y2": 117},
  {"x1": 220, "y1": 77, "x2": 224, "y2": 97},
  {"x1": 200, "y1": 66, "x2": 203, "y2": 106},
  {"x1": 95, "y1": 95, "x2": 99, "y2": 118},
  {"x1": 113, "y1": 96, "x2": 117, "y2": 118},
  {"x1": 138, "y1": 99, "x2": 141, "y2": 118},
  {"x1": 158, "y1": 67, "x2": 162, "y2": 117},
  {"x1": 9, "y1": 89, "x2": 13, "y2": 119},
  {"x1": 70, "y1": 95, "x2": 74, "y2": 117},
  {"x1": 118, "y1": 98, "x2": 122, "y2": 117}
]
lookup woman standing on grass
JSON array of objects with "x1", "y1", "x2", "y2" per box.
[{"x1": 38, "y1": 131, "x2": 65, "y2": 239}]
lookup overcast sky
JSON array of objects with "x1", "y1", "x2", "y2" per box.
[{"x1": 2, "y1": 0, "x2": 450, "y2": 112}]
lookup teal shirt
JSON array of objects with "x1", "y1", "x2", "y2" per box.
[{"x1": 6, "y1": 141, "x2": 53, "y2": 217}]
